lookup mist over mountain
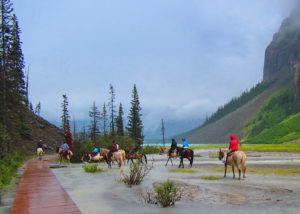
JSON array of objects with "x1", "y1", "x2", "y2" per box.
[{"x1": 180, "y1": 3, "x2": 300, "y2": 144}]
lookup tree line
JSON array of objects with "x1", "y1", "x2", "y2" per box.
[
  {"x1": 202, "y1": 81, "x2": 273, "y2": 127},
  {"x1": 61, "y1": 83, "x2": 144, "y2": 159}
]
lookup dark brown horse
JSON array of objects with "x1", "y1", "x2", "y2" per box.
[
  {"x1": 125, "y1": 150, "x2": 147, "y2": 164},
  {"x1": 178, "y1": 148, "x2": 194, "y2": 168}
]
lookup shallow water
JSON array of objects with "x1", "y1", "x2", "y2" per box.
[{"x1": 52, "y1": 153, "x2": 300, "y2": 214}]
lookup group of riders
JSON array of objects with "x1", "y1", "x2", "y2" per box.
[
  {"x1": 169, "y1": 138, "x2": 190, "y2": 157},
  {"x1": 36, "y1": 133, "x2": 240, "y2": 166}
]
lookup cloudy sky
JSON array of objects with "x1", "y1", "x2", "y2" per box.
[{"x1": 13, "y1": 0, "x2": 295, "y2": 134}]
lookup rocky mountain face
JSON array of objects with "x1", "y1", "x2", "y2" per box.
[{"x1": 263, "y1": 4, "x2": 300, "y2": 83}]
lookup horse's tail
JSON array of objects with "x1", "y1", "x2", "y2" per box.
[
  {"x1": 190, "y1": 149, "x2": 194, "y2": 167},
  {"x1": 144, "y1": 154, "x2": 147, "y2": 164},
  {"x1": 241, "y1": 153, "x2": 247, "y2": 174}
]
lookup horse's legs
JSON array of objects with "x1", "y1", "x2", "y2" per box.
[
  {"x1": 232, "y1": 166, "x2": 235, "y2": 179},
  {"x1": 187, "y1": 157, "x2": 192, "y2": 168},
  {"x1": 241, "y1": 160, "x2": 247, "y2": 179},
  {"x1": 165, "y1": 157, "x2": 169, "y2": 166},
  {"x1": 224, "y1": 164, "x2": 227, "y2": 178},
  {"x1": 170, "y1": 157, "x2": 173, "y2": 166}
]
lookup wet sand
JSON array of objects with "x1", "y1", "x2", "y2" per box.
[{"x1": 51, "y1": 149, "x2": 300, "y2": 214}]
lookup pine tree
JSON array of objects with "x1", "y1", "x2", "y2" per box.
[
  {"x1": 0, "y1": 0, "x2": 13, "y2": 125},
  {"x1": 61, "y1": 94, "x2": 70, "y2": 133},
  {"x1": 25, "y1": 65, "x2": 29, "y2": 109},
  {"x1": 101, "y1": 103, "x2": 108, "y2": 136},
  {"x1": 126, "y1": 84, "x2": 144, "y2": 146},
  {"x1": 89, "y1": 101, "x2": 101, "y2": 142},
  {"x1": 108, "y1": 84, "x2": 116, "y2": 136},
  {"x1": 116, "y1": 103, "x2": 124, "y2": 136}
]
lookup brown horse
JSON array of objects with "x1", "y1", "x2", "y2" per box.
[
  {"x1": 159, "y1": 147, "x2": 194, "y2": 168},
  {"x1": 178, "y1": 148, "x2": 194, "y2": 168},
  {"x1": 219, "y1": 149, "x2": 247, "y2": 180},
  {"x1": 159, "y1": 147, "x2": 178, "y2": 166},
  {"x1": 57, "y1": 147, "x2": 73, "y2": 163},
  {"x1": 125, "y1": 150, "x2": 147, "y2": 164}
]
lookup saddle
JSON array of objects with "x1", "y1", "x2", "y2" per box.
[{"x1": 227, "y1": 151, "x2": 236, "y2": 157}]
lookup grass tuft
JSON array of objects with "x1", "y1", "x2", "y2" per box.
[
  {"x1": 201, "y1": 176, "x2": 220, "y2": 180},
  {"x1": 169, "y1": 168, "x2": 198, "y2": 173}
]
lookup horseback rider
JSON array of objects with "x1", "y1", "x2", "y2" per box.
[
  {"x1": 59, "y1": 142, "x2": 69, "y2": 155},
  {"x1": 169, "y1": 139, "x2": 177, "y2": 156},
  {"x1": 178, "y1": 138, "x2": 189, "y2": 157},
  {"x1": 130, "y1": 143, "x2": 139, "y2": 155},
  {"x1": 91, "y1": 146, "x2": 99, "y2": 158},
  {"x1": 36, "y1": 139, "x2": 44, "y2": 149},
  {"x1": 225, "y1": 135, "x2": 239, "y2": 165},
  {"x1": 108, "y1": 140, "x2": 119, "y2": 159}
]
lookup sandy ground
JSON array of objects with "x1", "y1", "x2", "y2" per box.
[{"x1": 1, "y1": 150, "x2": 300, "y2": 214}]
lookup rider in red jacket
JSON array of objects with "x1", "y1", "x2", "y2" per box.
[{"x1": 225, "y1": 135, "x2": 239, "y2": 165}]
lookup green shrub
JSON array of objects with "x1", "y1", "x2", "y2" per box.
[
  {"x1": 209, "y1": 154, "x2": 219, "y2": 158},
  {"x1": 142, "y1": 145, "x2": 161, "y2": 154},
  {"x1": 82, "y1": 164, "x2": 105, "y2": 173},
  {"x1": 120, "y1": 161, "x2": 152, "y2": 186},
  {"x1": 0, "y1": 155, "x2": 24, "y2": 188},
  {"x1": 154, "y1": 180, "x2": 180, "y2": 207}
]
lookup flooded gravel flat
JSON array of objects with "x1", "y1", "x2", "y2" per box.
[{"x1": 52, "y1": 150, "x2": 300, "y2": 214}]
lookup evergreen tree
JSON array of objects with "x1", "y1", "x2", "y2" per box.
[
  {"x1": 25, "y1": 65, "x2": 29, "y2": 109},
  {"x1": 126, "y1": 84, "x2": 144, "y2": 146},
  {"x1": 0, "y1": 0, "x2": 13, "y2": 125},
  {"x1": 116, "y1": 102, "x2": 124, "y2": 136},
  {"x1": 61, "y1": 94, "x2": 70, "y2": 133},
  {"x1": 108, "y1": 84, "x2": 116, "y2": 136},
  {"x1": 89, "y1": 101, "x2": 101, "y2": 142},
  {"x1": 101, "y1": 103, "x2": 108, "y2": 136}
]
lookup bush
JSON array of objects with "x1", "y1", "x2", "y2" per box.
[
  {"x1": 82, "y1": 164, "x2": 105, "y2": 173},
  {"x1": 120, "y1": 161, "x2": 152, "y2": 186},
  {"x1": 0, "y1": 155, "x2": 24, "y2": 188},
  {"x1": 142, "y1": 145, "x2": 161, "y2": 154},
  {"x1": 154, "y1": 180, "x2": 180, "y2": 207}
]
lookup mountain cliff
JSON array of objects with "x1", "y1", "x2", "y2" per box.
[{"x1": 182, "y1": 4, "x2": 300, "y2": 144}]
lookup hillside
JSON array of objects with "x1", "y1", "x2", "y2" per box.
[
  {"x1": 181, "y1": 4, "x2": 300, "y2": 144},
  {"x1": 18, "y1": 112, "x2": 64, "y2": 155}
]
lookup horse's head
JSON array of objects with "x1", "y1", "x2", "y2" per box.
[
  {"x1": 159, "y1": 147, "x2": 165, "y2": 155},
  {"x1": 56, "y1": 146, "x2": 60, "y2": 153},
  {"x1": 219, "y1": 149, "x2": 227, "y2": 161}
]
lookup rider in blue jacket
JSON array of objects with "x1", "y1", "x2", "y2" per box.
[{"x1": 178, "y1": 139, "x2": 189, "y2": 157}]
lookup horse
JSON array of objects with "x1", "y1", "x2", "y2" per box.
[
  {"x1": 219, "y1": 149, "x2": 247, "y2": 180},
  {"x1": 107, "y1": 150, "x2": 124, "y2": 168},
  {"x1": 177, "y1": 148, "x2": 194, "y2": 168},
  {"x1": 81, "y1": 153, "x2": 104, "y2": 162},
  {"x1": 125, "y1": 150, "x2": 147, "y2": 164},
  {"x1": 159, "y1": 147, "x2": 178, "y2": 166},
  {"x1": 36, "y1": 148, "x2": 43, "y2": 160},
  {"x1": 56, "y1": 147, "x2": 73, "y2": 163}
]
